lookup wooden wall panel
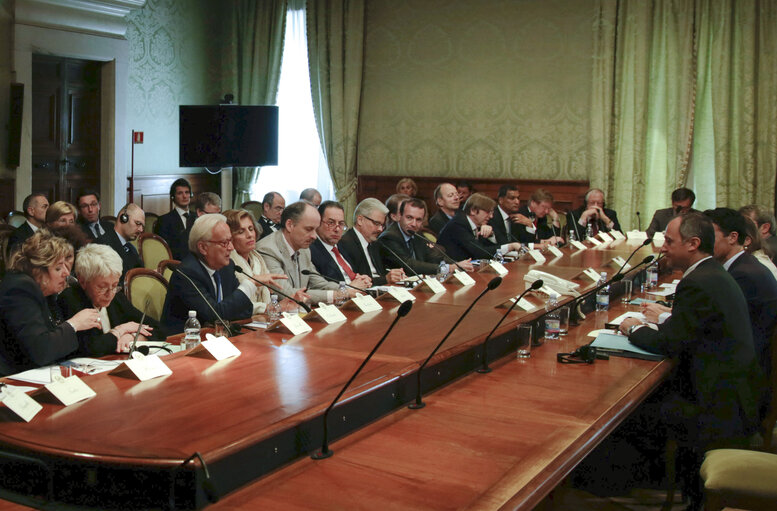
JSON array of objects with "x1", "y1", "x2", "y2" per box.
[
  {"x1": 0, "y1": 179, "x2": 16, "y2": 219},
  {"x1": 130, "y1": 172, "x2": 221, "y2": 216},
  {"x1": 357, "y1": 175, "x2": 590, "y2": 213}
]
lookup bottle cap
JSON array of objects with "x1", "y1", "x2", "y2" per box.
[{"x1": 188, "y1": 310, "x2": 196, "y2": 317}]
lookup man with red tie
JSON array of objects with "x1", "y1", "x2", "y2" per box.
[{"x1": 309, "y1": 201, "x2": 372, "y2": 289}]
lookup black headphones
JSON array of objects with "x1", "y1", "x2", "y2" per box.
[
  {"x1": 119, "y1": 204, "x2": 130, "y2": 224},
  {"x1": 557, "y1": 345, "x2": 609, "y2": 364}
]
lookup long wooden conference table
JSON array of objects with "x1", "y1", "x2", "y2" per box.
[{"x1": 0, "y1": 238, "x2": 669, "y2": 510}]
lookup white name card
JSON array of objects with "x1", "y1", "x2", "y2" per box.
[
  {"x1": 382, "y1": 286, "x2": 417, "y2": 303},
  {"x1": 187, "y1": 334, "x2": 241, "y2": 360},
  {"x1": 547, "y1": 245, "x2": 563, "y2": 258},
  {"x1": 528, "y1": 249, "x2": 546, "y2": 263},
  {"x1": 479, "y1": 260, "x2": 508, "y2": 275},
  {"x1": 450, "y1": 271, "x2": 476, "y2": 286},
  {"x1": 267, "y1": 313, "x2": 313, "y2": 336},
  {"x1": 418, "y1": 277, "x2": 447, "y2": 294},
  {"x1": 587, "y1": 236, "x2": 603, "y2": 246},
  {"x1": 626, "y1": 230, "x2": 649, "y2": 241},
  {"x1": 45, "y1": 375, "x2": 96, "y2": 406},
  {"x1": 306, "y1": 303, "x2": 347, "y2": 324},
  {"x1": 1, "y1": 387, "x2": 42, "y2": 422},
  {"x1": 346, "y1": 293, "x2": 383, "y2": 313},
  {"x1": 583, "y1": 268, "x2": 601, "y2": 282},
  {"x1": 611, "y1": 256, "x2": 631, "y2": 271},
  {"x1": 511, "y1": 296, "x2": 537, "y2": 311},
  {"x1": 110, "y1": 353, "x2": 173, "y2": 381},
  {"x1": 570, "y1": 240, "x2": 588, "y2": 251},
  {"x1": 611, "y1": 230, "x2": 626, "y2": 240},
  {"x1": 598, "y1": 232, "x2": 614, "y2": 243}
]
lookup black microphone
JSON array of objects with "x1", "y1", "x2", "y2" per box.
[
  {"x1": 376, "y1": 239, "x2": 420, "y2": 278},
  {"x1": 234, "y1": 265, "x2": 312, "y2": 313},
  {"x1": 477, "y1": 279, "x2": 544, "y2": 374},
  {"x1": 312, "y1": 300, "x2": 413, "y2": 459},
  {"x1": 409, "y1": 276, "x2": 502, "y2": 409},
  {"x1": 636, "y1": 211, "x2": 641, "y2": 231},
  {"x1": 173, "y1": 267, "x2": 238, "y2": 336},
  {"x1": 301, "y1": 268, "x2": 363, "y2": 293},
  {"x1": 616, "y1": 238, "x2": 652, "y2": 275},
  {"x1": 128, "y1": 297, "x2": 150, "y2": 358},
  {"x1": 408, "y1": 231, "x2": 467, "y2": 273}
]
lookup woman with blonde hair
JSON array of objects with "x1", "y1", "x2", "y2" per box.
[
  {"x1": 223, "y1": 209, "x2": 289, "y2": 314},
  {"x1": 0, "y1": 230, "x2": 101, "y2": 376},
  {"x1": 45, "y1": 201, "x2": 77, "y2": 228},
  {"x1": 396, "y1": 177, "x2": 418, "y2": 197}
]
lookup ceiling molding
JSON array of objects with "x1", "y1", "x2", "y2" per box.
[{"x1": 15, "y1": 0, "x2": 146, "y2": 39}]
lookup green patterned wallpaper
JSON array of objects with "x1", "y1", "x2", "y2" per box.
[
  {"x1": 126, "y1": 0, "x2": 227, "y2": 176},
  {"x1": 358, "y1": 0, "x2": 596, "y2": 180}
]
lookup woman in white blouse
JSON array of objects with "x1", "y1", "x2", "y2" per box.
[{"x1": 225, "y1": 209, "x2": 289, "y2": 314}]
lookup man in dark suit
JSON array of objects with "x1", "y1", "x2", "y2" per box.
[
  {"x1": 257, "y1": 191, "x2": 285, "y2": 240},
  {"x1": 338, "y1": 198, "x2": 405, "y2": 285},
  {"x1": 154, "y1": 178, "x2": 195, "y2": 260},
  {"x1": 162, "y1": 213, "x2": 255, "y2": 333},
  {"x1": 437, "y1": 193, "x2": 523, "y2": 261},
  {"x1": 75, "y1": 189, "x2": 112, "y2": 241},
  {"x1": 94, "y1": 203, "x2": 145, "y2": 282},
  {"x1": 739, "y1": 204, "x2": 777, "y2": 261},
  {"x1": 704, "y1": 208, "x2": 777, "y2": 379},
  {"x1": 7, "y1": 192, "x2": 48, "y2": 255},
  {"x1": 565, "y1": 188, "x2": 621, "y2": 240},
  {"x1": 57, "y1": 244, "x2": 165, "y2": 356},
  {"x1": 310, "y1": 201, "x2": 372, "y2": 288},
  {"x1": 489, "y1": 184, "x2": 522, "y2": 244},
  {"x1": 428, "y1": 183, "x2": 460, "y2": 234},
  {"x1": 510, "y1": 189, "x2": 564, "y2": 245},
  {"x1": 645, "y1": 187, "x2": 697, "y2": 238},
  {"x1": 379, "y1": 197, "x2": 474, "y2": 275},
  {"x1": 618, "y1": 213, "x2": 763, "y2": 505}
]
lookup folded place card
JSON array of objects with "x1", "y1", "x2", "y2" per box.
[
  {"x1": 267, "y1": 312, "x2": 313, "y2": 336},
  {"x1": 583, "y1": 268, "x2": 601, "y2": 282},
  {"x1": 342, "y1": 293, "x2": 383, "y2": 313},
  {"x1": 448, "y1": 271, "x2": 476, "y2": 286},
  {"x1": 611, "y1": 230, "x2": 626, "y2": 240},
  {"x1": 479, "y1": 261, "x2": 508, "y2": 276},
  {"x1": 598, "y1": 232, "x2": 614, "y2": 243},
  {"x1": 570, "y1": 240, "x2": 588, "y2": 251},
  {"x1": 109, "y1": 353, "x2": 172, "y2": 381},
  {"x1": 304, "y1": 303, "x2": 347, "y2": 324},
  {"x1": 626, "y1": 230, "x2": 649, "y2": 241},
  {"x1": 415, "y1": 277, "x2": 447, "y2": 294},
  {"x1": 1, "y1": 387, "x2": 42, "y2": 422},
  {"x1": 496, "y1": 295, "x2": 536, "y2": 311},
  {"x1": 43, "y1": 375, "x2": 96, "y2": 406},
  {"x1": 379, "y1": 286, "x2": 417, "y2": 303},
  {"x1": 187, "y1": 334, "x2": 241, "y2": 360},
  {"x1": 547, "y1": 245, "x2": 563, "y2": 258},
  {"x1": 528, "y1": 249, "x2": 546, "y2": 263},
  {"x1": 610, "y1": 256, "x2": 631, "y2": 271},
  {"x1": 587, "y1": 236, "x2": 602, "y2": 246}
]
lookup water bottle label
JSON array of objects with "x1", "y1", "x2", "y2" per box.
[{"x1": 545, "y1": 319, "x2": 560, "y2": 338}]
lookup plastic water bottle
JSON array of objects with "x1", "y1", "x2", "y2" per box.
[
  {"x1": 267, "y1": 295, "x2": 281, "y2": 322},
  {"x1": 585, "y1": 221, "x2": 594, "y2": 239},
  {"x1": 544, "y1": 293, "x2": 560, "y2": 340},
  {"x1": 493, "y1": 248, "x2": 504, "y2": 264},
  {"x1": 568, "y1": 229, "x2": 577, "y2": 242},
  {"x1": 183, "y1": 310, "x2": 201, "y2": 350},
  {"x1": 437, "y1": 260, "x2": 449, "y2": 282},
  {"x1": 595, "y1": 272, "x2": 610, "y2": 311},
  {"x1": 335, "y1": 282, "x2": 348, "y2": 306},
  {"x1": 646, "y1": 262, "x2": 659, "y2": 289}
]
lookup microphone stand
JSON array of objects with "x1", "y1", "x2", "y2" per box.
[
  {"x1": 408, "y1": 276, "x2": 503, "y2": 409},
  {"x1": 234, "y1": 265, "x2": 311, "y2": 312},
  {"x1": 376, "y1": 239, "x2": 421, "y2": 278},
  {"x1": 301, "y1": 268, "x2": 365, "y2": 293},
  {"x1": 617, "y1": 238, "x2": 652, "y2": 274},
  {"x1": 311, "y1": 300, "x2": 413, "y2": 459},
  {"x1": 409, "y1": 231, "x2": 467, "y2": 273},
  {"x1": 173, "y1": 267, "x2": 237, "y2": 336},
  {"x1": 636, "y1": 211, "x2": 641, "y2": 231},
  {"x1": 128, "y1": 298, "x2": 150, "y2": 358},
  {"x1": 477, "y1": 279, "x2": 543, "y2": 374}
]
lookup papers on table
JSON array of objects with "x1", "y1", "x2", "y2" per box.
[
  {"x1": 609, "y1": 311, "x2": 647, "y2": 325},
  {"x1": 590, "y1": 332, "x2": 665, "y2": 361},
  {"x1": 626, "y1": 231, "x2": 649, "y2": 241}
]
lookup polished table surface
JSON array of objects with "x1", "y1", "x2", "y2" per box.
[{"x1": 0, "y1": 238, "x2": 666, "y2": 509}]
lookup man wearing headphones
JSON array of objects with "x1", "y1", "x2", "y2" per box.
[
  {"x1": 154, "y1": 178, "x2": 195, "y2": 259},
  {"x1": 94, "y1": 203, "x2": 145, "y2": 282},
  {"x1": 566, "y1": 188, "x2": 621, "y2": 240}
]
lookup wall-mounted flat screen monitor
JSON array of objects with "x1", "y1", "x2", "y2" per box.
[{"x1": 179, "y1": 105, "x2": 279, "y2": 167}]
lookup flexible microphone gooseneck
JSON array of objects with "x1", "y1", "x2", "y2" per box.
[
  {"x1": 173, "y1": 267, "x2": 237, "y2": 336},
  {"x1": 128, "y1": 297, "x2": 151, "y2": 358},
  {"x1": 477, "y1": 279, "x2": 544, "y2": 374},
  {"x1": 409, "y1": 231, "x2": 467, "y2": 273},
  {"x1": 311, "y1": 300, "x2": 413, "y2": 459},
  {"x1": 376, "y1": 239, "x2": 420, "y2": 278},
  {"x1": 467, "y1": 239, "x2": 499, "y2": 260},
  {"x1": 234, "y1": 265, "x2": 311, "y2": 313},
  {"x1": 300, "y1": 268, "x2": 364, "y2": 294},
  {"x1": 408, "y1": 276, "x2": 503, "y2": 409},
  {"x1": 617, "y1": 238, "x2": 652, "y2": 274},
  {"x1": 636, "y1": 211, "x2": 642, "y2": 231}
]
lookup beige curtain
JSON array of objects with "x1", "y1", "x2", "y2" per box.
[
  {"x1": 226, "y1": 0, "x2": 288, "y2": 208},
  {"x1": 306, "y1": 0, "x2": 365, "y2": 220}
]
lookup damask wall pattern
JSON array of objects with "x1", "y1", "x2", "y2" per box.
[
  {"x1": 358, "y1": 0, "x2": 597, "y2": 180},
  {"x1": 126, "y1": 0, "x2": 227, "y2": 175}
]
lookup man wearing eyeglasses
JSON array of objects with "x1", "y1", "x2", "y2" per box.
[
  {"x1": 338, "y1": 198, "x2": 406, "y2": 285},
  {"x1": 94, "y1": 203, "x2": 146, "y2": 282},
  {"x1": 76, "y1": 189, "x2": 113, "y2": 241},
  {"x1": 310, "y1": 201, "x2": 372, "y2": 288},
  {"x1": 163, "y1": 214, "x2": 256, "y2": 333}
]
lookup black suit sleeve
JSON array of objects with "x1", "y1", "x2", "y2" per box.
[{"x1": 167, "y1": 267, "x2": 253, "y2": 330}]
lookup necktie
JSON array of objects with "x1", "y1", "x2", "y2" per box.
[
  {"x1": 124, "y1": 242, "x2": 138, "y2": 257},
  {"x1": 213, "y1": 271, "x2": 223, "y2": 303},
  {"x1": 405, "y1": 238, "x2": 416, "y2": 258},
  {"x1": 92, "y1": 223, "x2": 101, "y2": 238},
  {"x1": 182, "y1": 212, "x2": 189, "y2": 229},
  {"x1": 332, "y1": 246, "x2": 356, "y2": 280}
]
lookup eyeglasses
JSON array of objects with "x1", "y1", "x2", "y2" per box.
[
  {"x1": 322, "y1": 219, "x2": 347, "y2": 230},
  {"x1": 205, "y1": 238, "x2": 233, "y2": 249},
  {"x1": 80, "y1": 202, "x2": 99, "y2": 209},
  {"x1": 95, "y1": 284, "x2": 120, "y2": 295},
  {"x1": 362, "y1": 216, "x2": 385, "y2": 229}
]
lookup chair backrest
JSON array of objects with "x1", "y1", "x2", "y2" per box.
[
  {"x1": 124, "y1": 268, "x2": 168, "y2": 322},
  {"x1": 101, "y1": 215, "x2": 117, "y2": 224},
  {"x1": 763, "y1": 328, "x2": 777, "y2": 451},
  {"x1": 240, "y1": 201, "x2": 263, "y2": 223},
  {"x1": 6, "y1": 211, "x2": 26, "y2": 228},
  {"x1": 144, "y1": 212, "x2": 159, "y2": 234},
  {"x1": 138, "y1": 233, "x2": 173, "y2": 270},
  {"x1": 0, "y1": 224, "x2": 16, "y2": 278},
  {"x1": 420, "y1": 227, "x2": 437, "y2": 244},
  {"x1": 156, "y1": 259, "x2": 179, "y2": 283}
]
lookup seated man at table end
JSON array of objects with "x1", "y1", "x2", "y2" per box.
[
  {"x1": 645, "y1": 187, "x2": 696, "y2": 238},
  {"x1": 162, "y1": 214, "x2": 256, "y2": 333},
  {"x1": 566, "y1": 188, "x2": 621, "y2": 240}
]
